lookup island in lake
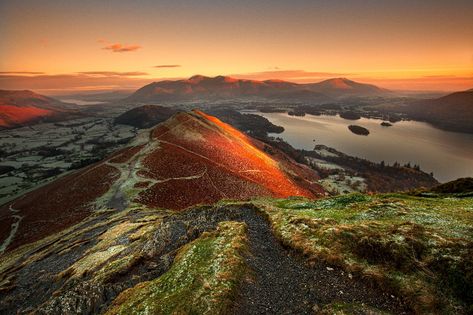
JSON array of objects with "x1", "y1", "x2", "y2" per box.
[{"x1": 348, "y1": 125, "x2": 370, "y2": 135}]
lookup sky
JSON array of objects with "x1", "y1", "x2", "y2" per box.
[{"x1": 1, "y1": 0, "x2": 472, "y2": 93}]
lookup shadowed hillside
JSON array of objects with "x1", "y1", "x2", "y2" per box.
[{"x1": 391, "y1": 90, "x2": 473, "y2": 133}]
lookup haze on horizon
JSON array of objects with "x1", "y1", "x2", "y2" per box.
[{"x1": 1, "y1": 0, "x2": 472, "y2": 94}]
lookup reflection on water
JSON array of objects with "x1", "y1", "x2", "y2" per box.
[{"x1": 250, "y1": 111, "x2": 473, "y2": 183}]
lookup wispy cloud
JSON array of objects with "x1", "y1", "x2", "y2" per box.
[
  {"x1": 102, "y1": 43, "x2": 142, "y2": 53},
  {"x1": 154, "y1": 64, "x2": 181, "y2": 68},
  {"x1": 78, "y1": 71, "x2": 148, "y2": 76},
  {"x1": 0, "y1": 71, "x2": 45, "y2": 75}
]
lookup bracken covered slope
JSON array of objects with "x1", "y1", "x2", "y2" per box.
[
  {"x1": 137, "y1": 110, "x2": 324, "y2": 209},
  {"x1": 0, "y1": 110, "x2": 324, "y2": 253}
]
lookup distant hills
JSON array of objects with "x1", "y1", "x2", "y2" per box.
[
  {"x1": 0, "y1": 90, "x2": 80, "y2": 129},
  {"x1": 401, "y1": 89, "x2": 473, "y2": 133},
  {"x1": 124, "y1": 75, "x2": 389, "y2": 103},
  {"x1": 306, "y1": 78, "x2": 389, "y2": 96},
  {"x1": 114, "y1": 105, "x2": 177, "y2": 128}
]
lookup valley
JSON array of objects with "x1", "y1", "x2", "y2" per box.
[
  {"x1": 0, "y1": 117, "x2": 137, "y2": 205},
  {"x1": 0, "y1": 77, "x2": 471, "y2": 315}
]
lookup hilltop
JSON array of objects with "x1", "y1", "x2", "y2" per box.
[
  {"x1": 0, "y1": 90, "x2": 81, "y2": 129},
  {"x1": 114, "y1": 105, "x2": 177, "y2": 128},
  {"x1": 306, "y1": 78, "x2": 389, "y2": 97}
]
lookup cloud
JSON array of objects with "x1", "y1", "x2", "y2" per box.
[
  {"x1": 77, "y1": 71, "x2": 149, "y2": 76},
  {"x1": 154, "y1": 64, "x2": 181, "y2": 68},
  {"x1": 102, "y1": 43, "x2": 142, "y2": 53},
  {"x1": 0, "y1": 71, "x2": 45, "y2": 75}
]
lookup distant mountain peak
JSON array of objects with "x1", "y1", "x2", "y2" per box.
[
  {"x1": 320, "y1": 77, "x2": 355, "y2": 89},
  {"x1": 309, "y1": 77, "x2": 389, "y2": 96},
  {"x1": 187, "y1": 74, "x2": 210, "y2": 83}
]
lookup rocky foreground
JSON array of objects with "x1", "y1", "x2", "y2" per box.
[{"x1": 0, "y1": 189, "x2": 472, "y2": 314}]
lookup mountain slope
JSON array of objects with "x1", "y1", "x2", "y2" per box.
[
  {"x1": 0, "y1": 188, "x2": 471, "y2": 314},
  {"x1": 124, "y1": 75, "x2": 387, "y2": 103},
  {"x1": 0, "y1": 90, "x2": 80, "y2": 129},
  {"x1": 114, "y1": 105, "x2": 177, "y2": 128},
  {"x1": 0, "y1": 110, "x2": 324, "y2": 253},
  {"x1": 136, "y1": 110, "x2": 324, "y2": 209},
  {"x1": 403, "y1": 90, "x2": 473, "y2": 133},
  {"x1": 307, "y1": 77, "x2": 390, "y2": 97},
  {"x1": 125, "y1": 75, "x2": 301, "y2": 102}
]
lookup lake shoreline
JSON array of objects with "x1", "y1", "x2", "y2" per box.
[{"x1": 243, "y1": 110, "x2": 473, "y2": 182}]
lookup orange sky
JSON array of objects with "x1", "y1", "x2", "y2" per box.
[{"x1": 1, "y1": 0, "x2": 472, "y2": 93}]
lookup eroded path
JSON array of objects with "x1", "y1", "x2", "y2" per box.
[
  {"x1": 232, "y1": 207, "x2": 406, "y2": 314},
  {"x1": 0, "y1": 204, "x2": 407, "y2": 314}
]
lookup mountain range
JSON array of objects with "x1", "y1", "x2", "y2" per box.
[{"x1": 124, "y1": 75, "x2": 389, "y2": 103}]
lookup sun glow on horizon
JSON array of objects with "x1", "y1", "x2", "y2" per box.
[{"x1": 1, "y1": 0, "x2": 472, "y2": 92}]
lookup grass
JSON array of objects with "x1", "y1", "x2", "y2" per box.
[
  {"x1": 260, "y1": 193, "x2": 473, "y2": 314},
  {"x1": 316, "y1": 302, "x2": 391, "y2": 315},
  {"x1": 105, "y1": 221, "x2": 249, "y2": 315}
]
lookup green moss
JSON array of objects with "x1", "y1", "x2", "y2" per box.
[
  {"x1": 61, "y1": 245, "x2": 127, "y2": 279},
  {"x1": 316, "y1": 302, "x2": 392, "y2": 315},
  {"x1": 263, "y1": 194, "x2": 473, "y2": 314},
  {"x1": 95, "y1": 254, "x2": 141, "y2": 283},
  {"x1": 106, "y1": 221, "x2": 249, "y2": 315}
]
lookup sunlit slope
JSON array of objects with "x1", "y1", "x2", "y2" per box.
[
  {"x1": 139, "y1": 110, "x2": 324, "y2": 209},
  {"x1": 0, "y1": 110, "x2": 324, "y2": 253},
  {"x1": 0, "y1": 90, "x2": 79, "y2": 129}
]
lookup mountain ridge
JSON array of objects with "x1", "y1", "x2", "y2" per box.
[
  {"x1": 0, "y1": 110, "x2": 324, "y2": 253},
  {"x1": 0, "y1": 90, "x2": 80, "y2": 129},
  {"x1": 124, "y1": 75, "x2": 389, "y2": 103}
]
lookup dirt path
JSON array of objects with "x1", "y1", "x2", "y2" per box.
[
  {"x1": 0, "y1": 204, "x2": 407, "y2": 314},
  {"x1": 233, "y1": 207, "x2": 406, "y2": 314},
  {"x1": 0, "y1": 204, "x2": 23, "y2": 254}
]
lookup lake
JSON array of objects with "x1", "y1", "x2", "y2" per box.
[{"x1": 248, "y1": 111, "x2": 473, "y2": 183}]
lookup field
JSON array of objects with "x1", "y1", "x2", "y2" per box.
[{"x1": 0, "y1": 117, "x2": 136, "y2": 205}]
